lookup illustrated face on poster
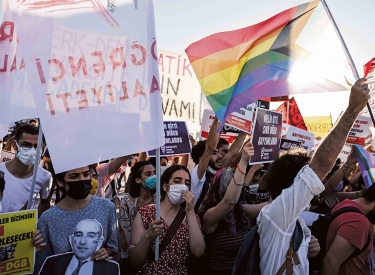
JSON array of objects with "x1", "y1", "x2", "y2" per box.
[{"x1": 39, "y1": 219, "x2": 119, "y2": 275}]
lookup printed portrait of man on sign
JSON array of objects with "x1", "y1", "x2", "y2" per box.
[{"x1": 38, "y1": 219, "x2": 119, "y2": 275}]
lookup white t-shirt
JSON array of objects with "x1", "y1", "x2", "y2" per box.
[
  {"x1": 190, "y1": 164, "x2": 206, "y2": 206},
  {"x1": 258, "y1": 165, "x2": 324, "y2": 275},
  {"x1": 0, "y1": 162, "x2": 51, "y2": 213}
]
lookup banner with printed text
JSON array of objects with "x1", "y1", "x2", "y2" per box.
[
  {"x1": 4, "y1": 0, "x2": 164, "y2": 173},
  {"x1": 225, "y1": 104, "x2": 255, "y2": 134},
  {"x1": 200, "y1": 110, "x2": 239, "y2": 142},
  {"x1": 0, "y1": 151, "x2": 15, "y2": 163},
  {"x1": 250, "y1": 109, "x2": 282, "y2": 164},
  {"x1": 346, "y1": 116, "x2": 372, "y2": 145},
  {"x1": 286, "y1": 125, "x2": 315, "y2": 150},
  {"x1": 304, "y1": 116, "x2": 332, "y2": 140},
  {"x1": 148, "y1": 121, "x2": 191, "y2": 157},
  {"x1": 0, "y1": 210, "x2": 37, "y2": 275}
]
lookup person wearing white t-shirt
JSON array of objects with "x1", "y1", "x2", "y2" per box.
[
  {"x1": 0, "y1": 124, "x2": 51, "y2": 215},
  {"x1": 257, "y1": 78, "x2": 370, "y2": 275}
]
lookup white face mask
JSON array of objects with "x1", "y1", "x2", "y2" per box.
[
  {"x1": 167, "y1": 184, "x2": 188, "y2": 205},
  {"x1": 16, "y1": 142, "x2": 37, "y2": 166}
]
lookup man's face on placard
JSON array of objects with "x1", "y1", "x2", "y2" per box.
[{"x1": 70, "y1": 220, "x2": 103, "y2": 261}]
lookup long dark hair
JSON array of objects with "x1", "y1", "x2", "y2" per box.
[
  {"x1": 129, "y1": 161, "x2": 153, "y2": 198},
  {"x1": 198, "y1": 168, "x2": 250, "y2": 235},
  {"x1": 160, "y1": 165, "x2": 191, "y2": 201}
]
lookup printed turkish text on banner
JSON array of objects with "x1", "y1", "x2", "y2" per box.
[{"x1": 0, "y1": 210, "x2": 37, "y2": 275}]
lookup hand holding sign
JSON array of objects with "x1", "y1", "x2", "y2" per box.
[{"x1": 240, "y1": 142, "x2": 255, "y2": 163}]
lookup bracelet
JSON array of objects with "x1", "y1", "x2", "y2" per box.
[
  {"x1": 232, "y1": 175, "x2": 244, "y2": 186},
  {"x1": 236, "y1": 164, "x2": 246, "y2": 175}
]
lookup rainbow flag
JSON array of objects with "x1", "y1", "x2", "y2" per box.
[
  {"x1": 185, "y1": 0, "x2": 354, "y2": 127},
  {"x1": 352, "y1": 145, "x2": 375, "y2": 188}
]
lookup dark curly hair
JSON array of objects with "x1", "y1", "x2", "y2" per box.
[
  {"x1": 198, "y1": 168, "x2": 250, "y2": 235},
  {"x1": 261, "y1": 148, "x2": 311, "y2": 200},
  {"x1": 129, "y1": 161, "x2": 153, "y2": 198},
  {"x1": 191, "y1": 140, "x2": 206, "y2": 165}
]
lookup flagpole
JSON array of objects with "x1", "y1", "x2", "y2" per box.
[
  {"x1": 286, "y1": 97, "x2": 290, "y2": 125},
  {"x1": 27, "y1": 124, "x2": 43, "y2": 210},
  {"x1": 321, "y1": 0, "x2": 375, "y2": 126},
  {"x1": 155, "y1": 147, "x2": 160, "y2": 261}
]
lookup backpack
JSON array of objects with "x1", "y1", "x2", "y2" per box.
[
  {"x1": 231, "y1": 220, "x2": 303, "y2": 275},
  {"x1": 309, "y1": 206, "x2": 372, "y2": 273}
]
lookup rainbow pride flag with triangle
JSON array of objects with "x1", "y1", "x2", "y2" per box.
[
  {"x1": 186, "y1": 0, "x2": 354, "y2": 128},
  {"x1": 352, "y1": 145, "x2": 375, "y2": 188}
]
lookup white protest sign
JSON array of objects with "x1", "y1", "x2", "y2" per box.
[
  {"x1": 338, "y1": 145, "x2": 352, "y2": 164},
  {"x1": 0, "y1": 150, "x2": 15, "y2": 163},
  {"x1": 225, "y1": 104, "x2": 255, "y2": 134},
  {"x1": 201, "y1": 109, "x2": 215, "y2": 139},
  {"x1": 347, "y1": 116, "x2": 372, "y2": 145},
  {"x1": 7, "y1": 0, "x2": 165, "y2": 173},
  {"x1": 286, "y1": 126, "x2": 315, "y2": 150},
  {"x1": 281, "y1": 123, "x2": 290, "y2": 137},
  {"x1": 158, "y1": 50, "x2": 203, "y2": 133}
]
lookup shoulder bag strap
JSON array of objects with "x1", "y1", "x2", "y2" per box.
[{"x1": 159, "y1": 207, "x2": 186, "y2": 255}]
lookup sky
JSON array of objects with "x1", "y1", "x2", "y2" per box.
[
  {"x1": 2, "y1": 0, "x2": 375, "y2": 122},
  {"x1": 152, "y1": 0, "x2": 375, "y2": 122}
]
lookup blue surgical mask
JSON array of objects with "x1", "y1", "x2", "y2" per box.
[{"x1": 142, "y1": 175, "x2": 157, "y2": 191}]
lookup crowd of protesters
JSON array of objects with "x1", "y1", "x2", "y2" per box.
[{"x1": 0, "y1": 78, "x2": 374, "y2": 275}]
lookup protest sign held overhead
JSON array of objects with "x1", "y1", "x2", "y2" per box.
[
  {"x1": 186, "y1": 0, "x2": 354, "y2": 131},
  {"x1": 200, "y1": 109, "x2": 240, "y2": 141},
  {"x1": 5, "y1": 0, "x2": 164, "y2": 173},
  {"x1": 275, "y1": 97, "x2": 307, "y2": 130},
  {"x1": 346, "y1": 116, "x2": 372, "y2": 145},
  {"x1": 158, "y1": 50, "x2": 203, "y2": 133},
  {"x1": 250, "y1": 109, "x2": 282, "y2": 164},
  {"x1": 0, "y1": 210, "x2": 36, "y2": 275},
  {"x1": 338, "y1": 144, "x2": 352, "y2": 165},
  {"x1": 286, "y1": 125, "x2": 315, "y2": 150},
  {"x1": 148, "y1": 122, "x2": 191, "y2": 157},
  {"x1": 225, "y1": 104, "x2": 255, "y2": 134},
  {"x1": 279, "y1": 138, "x2": 302, "y2": 152},
  {"x1": 304, "y1": 116, "x2": 333, "y2": 139}
]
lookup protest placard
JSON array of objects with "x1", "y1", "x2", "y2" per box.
[
  {"x1": 286, "y1": 126, "x2": 315, "y2": 150},
  {"x1": 304, "y1": 116, "x2": 332, "y2": 139},
  {"x1": 225, "y1": 104, "x2": 255, "y2": 134},
  {"x1": 338, "y1": 144, "x2": 352, "y2": 164},
  {"x1": 5, "y1": 0, "x2": 164, "y2": 173},
  {"x1": 0, "y1": 210, "x2": 37, "y2": 275},
  {"x1": 201, "y1": 110, "x2": 239, "y2": 141},
  {"x1": 279, "y1": 138, "x2": 302, "y2": 151},
  {"x1": 148, "y1": 122, "x2": 191, "y2": 157},
  {"x1": 346, "y1": 116, "x2": 372, "y2": 145},
  {"x1": 250, "y1": 109, "x2": 282, "y2": 164},
  {"x1": 0, "y1": 151, "x2": 15, "y2": 163}
]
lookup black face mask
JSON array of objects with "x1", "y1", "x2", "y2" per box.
[
  {"x1": 62, "y1": 180, "x2": 92, "y2": 200},
  {"x1": 367, "y1": 210, "x2": 375, "y2": 224}
]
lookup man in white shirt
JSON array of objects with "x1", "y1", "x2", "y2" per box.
[
  {"x1": 0, "y1": 124, "x2": 51, "y2": 215},
  {"x1": 257, "y1": 78, "x2": 370, "y2": 275},
  {"x1": 38, "y1": 219, "x2": 119, "y2": 275}
]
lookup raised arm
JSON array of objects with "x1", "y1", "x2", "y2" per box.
[
  {"x1": 320, "y1": 151, "x2": 357, "y2": 197},
  {"x1": 310, "y1": 78, "x2": 370, "y2": 180},
  {"x1": 221, "y1": 132, "x2": 247, "y2": 168},
  {"x1": 202, "y1": 142, "x2": 254, "y2": 234},
  {"x1": 197, "y1": 117, "x2": 220, "y2": 180},
  {"x1": 108, "y1": 156, "x2": 130, "y2": 176}
]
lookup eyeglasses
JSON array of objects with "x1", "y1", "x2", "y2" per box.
[{"x1": 16, "y1": 141, "x2": 37, "y2": 150}]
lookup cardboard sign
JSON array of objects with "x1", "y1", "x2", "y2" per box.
[
  {"x1": 148, "y1": 122, "x2": 191, "y2": 157},
  {"x1": 250, "y1": 109, "x2": 282, "y2": 164},
  {"x1": 286, "y1": 126, "x2": 315, "y2": 150},
  {"x1": 0, "y1": 151, "x2": 15, "y2": 163},
  {"x1": 257, "y1": 100, "x2": 270, "y2": 110},
  {"x1": 200, "y1": 109, "x2": 239, "y2": 141},
  {"x1": 346, "y1": 116, "x2": 372, "y2": 145},
  {"x1": 224, "y1": 104, "x2": 255, "y2": 134},
  {"x1": 279, "y1": 138, "x2": 302, "y2": 151},
  {"x1": 338, "y1": 144, "x2": 352, "y2": 165},
  {"x1": 0, "y1": 210, "x2": 37, "y2": 275}
]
